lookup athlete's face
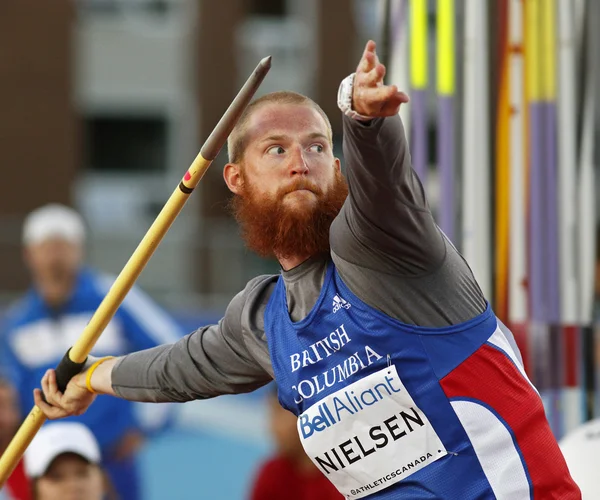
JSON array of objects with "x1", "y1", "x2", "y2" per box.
[
  {"x1": 236, "y1": 103, "x2": 340, "y2": 202},
  {"x1": 35, "y1": 454, "x2": 105, "y2": 500},
  {"x1": 224, "y1": 103, "x2": 348, "y2": 259}
]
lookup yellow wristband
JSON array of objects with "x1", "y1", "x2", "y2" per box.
[{"x1": 85, "y1": 356, "x2": 115, "y2": 394}]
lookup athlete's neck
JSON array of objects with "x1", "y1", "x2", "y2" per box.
[{"x1": 277, "y1": 254, "x2": 313, "y2": 271}]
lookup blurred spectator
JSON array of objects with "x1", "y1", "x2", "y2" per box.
[
  {"x1": 249, "y1": 388, "x2": 342, "y2": 500},
  {"x1": 0, "y1": 204, "x2": 183, "y2": 500},
  {"x1": 0, "y1": 377, "x2": 30, "y2": 500},
  {"x1": 24, "y1": 422, "x2": 112, "y2": 500}
]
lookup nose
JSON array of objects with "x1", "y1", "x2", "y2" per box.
[{"x1": 289, "y1": 146, "x2": 309, "y2": 176}]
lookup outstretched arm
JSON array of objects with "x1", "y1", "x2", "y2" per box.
[
  {"x1": 35, "y1": 278, "x2": 275, "y2": 419},
  {"x1": 331, "y1": 41, "x2": 445, "y2": 274}
]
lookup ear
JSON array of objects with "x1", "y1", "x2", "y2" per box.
[
  {"x1": 333, "y1": 157, "x2": 341, "y2": 172},
  {"x1": 223, "y1": 163, "x2": 243, "y2": 194}
]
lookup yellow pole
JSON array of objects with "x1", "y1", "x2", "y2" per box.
[
  {"x1": 525, "y1": 0, "x2": 541, "y2": 103},
  {"x1": 410, "y1": 0, "x2": 428, "y2": 89},
  {"x1": 437, "y1": 0, "x2": 455, "y2": 96},
  {"x1": 540, "y1": 0, "x2": 556, "y2": 101},
  {"x1": 0, "y1": 56, "x2": 272, "y2": 488}
]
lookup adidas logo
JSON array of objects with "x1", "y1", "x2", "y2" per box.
[{"x1": 332, "y1": 294, "x2": 351, "y2": 313}]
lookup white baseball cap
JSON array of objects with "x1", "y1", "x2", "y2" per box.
[
  {"x1": 24, "y1": 422, "x2": 101, "y2": 478},
  {"x1": 22, "y1": 203, "x2": 86, "y2": 246}
]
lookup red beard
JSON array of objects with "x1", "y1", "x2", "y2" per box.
[{"x1": 231, "y1": 170, "x2": 348, "y2": 260}]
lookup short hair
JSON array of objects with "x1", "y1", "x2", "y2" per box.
[{"x1": 226, "y1": 91, "x2": 333, "y2": 164}]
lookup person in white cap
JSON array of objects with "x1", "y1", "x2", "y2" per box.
[
  {"x1": 24, "y1": 422, "x2": 107, "y2": 500},
  {"x1": 0, "y1": 203, "x2": 183, "y2": 500},
  {"x1": 20, "y1": 204, "x2": 87, "y2": 309}
]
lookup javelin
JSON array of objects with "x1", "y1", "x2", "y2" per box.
[{"x1": 0, "y1": 55, "x2": 272, "y2": 487}]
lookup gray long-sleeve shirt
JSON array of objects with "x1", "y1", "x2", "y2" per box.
[{"x1": 112, "y1": 114, "x2": 488, "y2": 403}]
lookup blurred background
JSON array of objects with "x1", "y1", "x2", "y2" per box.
[{"x1": 0, "y1": 0, "x2": 599, "y2": 498}]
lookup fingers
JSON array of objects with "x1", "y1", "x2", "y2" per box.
[
  {"x1": 41, "y1": 370, "x2": 51, "y2": 401},
  {"x1": 354, "y1": 86, "x2": 410, "y2": 118},
  {"x1": 34, "y1": 388, "x2": 68, "y2": 420},
  {"x1": 355, "y1": 40, "x2": 388, "y2": 91},
  {"x1": 36, "y1": 369, "x2": 94, "y2": 420},
  {"x1": 47, "y1": 368, "x2": 59, "y2": 397},
  {"x1": 352, "y1": 40, "x2": 410, "y2": 118},
  {"x1": 379, "y1": 91, "x2": 411, "y2": 116},
  {"x1": 358, "y1": 63, "x2": 386, "y2": 88},
  {"x1": 39, "y1": 370, "x2": 67, "y2": 419},
  {"x1": 396, "y1": 91, "x2": 410, "y2": 104},
  {"x1": 358, "y1": 40, "x2": 379, "y2": 74},
  {"x1": 355, "y1": 85, "x2": 398, "y2": 108},
  {"x1": 41, "y1": 369, "x2": 61, "y2": 407}
]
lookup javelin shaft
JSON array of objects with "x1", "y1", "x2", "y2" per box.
[{"x1": 0, "y1": 56, "x2": 271, "y2": 487}]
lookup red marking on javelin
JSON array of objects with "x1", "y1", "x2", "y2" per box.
[{"x1": 184, "y1": 171, "x2": 192, "y2": 182}]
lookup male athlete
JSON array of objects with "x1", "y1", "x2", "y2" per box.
[{"x1": 36, "y1": 41, "x2": 580, "y2": 498}]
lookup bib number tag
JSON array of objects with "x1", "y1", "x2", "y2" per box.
[{"x1": 298, "y1": 366, "x2": 447, "y2": 498}]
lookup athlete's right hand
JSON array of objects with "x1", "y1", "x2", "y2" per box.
[
  {"x1": 353, "y1": 40, "x2": 409, "y2": 118},
  {"x1": 34, "y1": 368, "x2": 96, "y2": 419}
]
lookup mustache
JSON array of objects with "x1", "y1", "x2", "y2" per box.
[{"x1": 278, "y1": 178, "x2": 322, "y2": 197}]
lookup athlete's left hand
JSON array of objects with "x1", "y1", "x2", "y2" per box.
[{"x1": 352, "y1": 40, "x2": 409, "y2": 118}]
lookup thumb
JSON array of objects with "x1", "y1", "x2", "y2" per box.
[{"x1": 380, "y1": 92, "x2": 409, "y2": 115}]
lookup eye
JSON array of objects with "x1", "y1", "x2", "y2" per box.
[
  {"x1": 309, "y1": 144, "x2": 324, "y2": 153},
  {"x1": 266, "y1": 145, "x2": 285, "y2": 155}
]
